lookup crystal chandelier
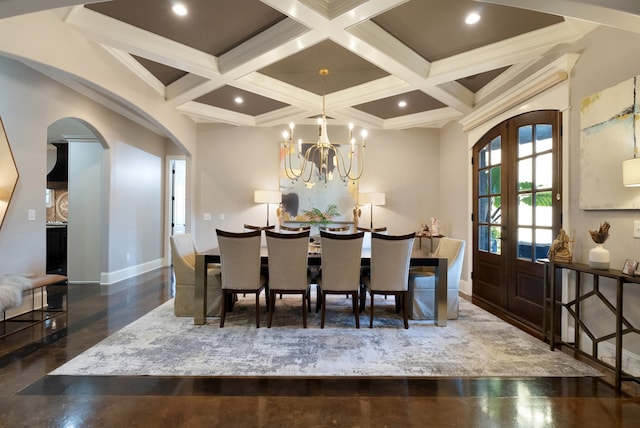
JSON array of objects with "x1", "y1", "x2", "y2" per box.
[{"x1": 281, "y1": 68, "x2": 367, "y2": 185}]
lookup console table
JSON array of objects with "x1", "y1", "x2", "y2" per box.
[{"x1": 545, "y1": 260, "x2": 640, "y2": 389}]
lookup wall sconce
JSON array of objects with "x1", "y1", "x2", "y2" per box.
[
  {"x1": 254, "y1": 190, "x2": 282, "y2": 226},
  {"x1": 358, "y1": 192, "x2": 385, "y2": 229}
]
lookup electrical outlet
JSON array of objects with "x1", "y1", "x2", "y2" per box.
[
  {"x1": 634, "y1": 221, "x2": 640, "y2": 238},
  {"x1": 126, "y1": 253, "x2": 131, "y2": 262},
  {"x1": 219, "y1": 213, "x2": 225, "y2": 220}
]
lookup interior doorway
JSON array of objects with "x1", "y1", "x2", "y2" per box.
[
  {"x1": 47, "y1": 118, "x2": 106, "y2": 283},
  {"x1": 170, "y1": 158, "x2": 186, "y2": 236}
]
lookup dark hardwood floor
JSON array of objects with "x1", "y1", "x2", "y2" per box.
[{"x1": 1, "y1": 267, "x2": 639, "y2": 427}]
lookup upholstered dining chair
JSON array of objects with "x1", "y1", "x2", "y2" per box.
[
  {"x1": 317, "y1": 231, "x2": 364, "y2": 328},
  {"x1": 216, "y1": 229, "x2": 267, "y2": 328},
  {"x1": 408, "y1": 237, "x2": 465, "y2": 320},
  {"x1": 170, "y1": 233, "x2": 222, "y2": 317},
  {"x1": 362, "y1": 232, "x2": 415, "y2": 329},
  {"x1": 265, "y1": 230, "x2": 311, "y2": 328}
]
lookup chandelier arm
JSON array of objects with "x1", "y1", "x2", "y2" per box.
[
  {"x1": 282, "y1": 142, "x2": 302, "y2": 181},
  {"x1": 331, "y1": 143, "x2": 365, "y2": 182},
  {"x1": 301, "y1": 145, "x2": 318, "y2": 183}
]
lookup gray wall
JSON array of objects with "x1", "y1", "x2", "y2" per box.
[
  {"x1": 0, "y1": 56, "x2": 167, "y2": 282},
  {"x1": 193, "y1": 124, "x2": 442, "y2": 251}
]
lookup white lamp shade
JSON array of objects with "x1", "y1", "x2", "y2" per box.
[
  {"x1": 254, "y1": 190, "x2": 282, "y2": 204},
  {"x1": 623, "y1": 158, "x2": 640, "y2": 187},
  {"x1": 359, "y1": 192, "x2": 385, "y2": 206}
]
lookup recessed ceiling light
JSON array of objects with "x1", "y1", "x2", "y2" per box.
[
  {"x1": 398, "y1": 100, "x2": 407, "y2": 108},
  {"x1": 172, "y1": 3, "x2": 188, "y2": 16},
  {"x1": 465, "y1": 12, "x2": 481, "y2": 25},
  {"x1": 234, "y1": 96, "x2": 243, "y2": 104}
]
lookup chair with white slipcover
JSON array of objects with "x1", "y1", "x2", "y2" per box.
[{"x1": 170, "y1": 233, "x2": 222, "y2": 317}]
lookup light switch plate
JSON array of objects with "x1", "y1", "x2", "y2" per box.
[
  {"x1": 203, "y1": 212, "x2": 212, "y2": 221},
  {"x1": 634, "y1": 220, "x2": 640, "y2": 238},
  {"x1": 27, "y1": 209, "x2": 36, "y2": 221}
]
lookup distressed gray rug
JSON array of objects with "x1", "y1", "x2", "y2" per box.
[{"x1": 50, "y1": 295, "x2": 601, "y2": 378}]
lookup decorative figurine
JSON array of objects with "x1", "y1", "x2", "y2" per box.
[{"x1": 548, "y1": 229, "x2": 573, "y2": 262}]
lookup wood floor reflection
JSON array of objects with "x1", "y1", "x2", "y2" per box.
[{"x1": 1, "y1": 267, "x2": 639, "y2": 427}]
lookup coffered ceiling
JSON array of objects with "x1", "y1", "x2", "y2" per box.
[{"x1": 2, "y1": 0, "x2": 640, "y2": 131}]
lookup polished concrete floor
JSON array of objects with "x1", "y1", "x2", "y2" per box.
[{"x1": 1, "y1": 267, "x2": 639, "y2": 427}]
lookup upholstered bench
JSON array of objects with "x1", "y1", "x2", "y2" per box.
[{"x1": 1, "y1": 274, "x2": 67, "y2": 341}]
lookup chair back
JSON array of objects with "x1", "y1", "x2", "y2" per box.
[
  {"x1": 170, "y1": 233, "x2": 196, "y2": 285},
  {"x1": 368, "y1": 232, "x2": 415, "y2": 291},
  {"x1": 216, "y1": 229, "x2": 263, "y2": 290},
  {"x1": 319, "y1": 231, "x2": 364, "y2": 291},
  {"x1": 320, "y1": 224, "x2": 352, "y2": 233},
  {"x1": 265, "y1": 230, "x2": 310, "y2": 291},
  {"x1": 279, "y1": 224, "x2": 311, "y2": 232},
  {"x1": 244, "y1": 224, "x2": 275, "y2": 231},
  {"x1": 435, "y1": 237, "x2": 466, "y2": 286}
]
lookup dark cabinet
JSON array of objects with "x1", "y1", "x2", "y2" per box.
[{"x1": 46, "y1": 225, "x2": 67, "y2": 274}]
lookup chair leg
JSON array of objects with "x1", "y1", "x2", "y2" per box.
[
  {"x1": 220, "y1": 289, "x2": 228, "y2": 328},
  {"x1": 268, "y1": 289, "x2": 275, "y2": 328},
  {"x1": 301, "y1": 292, "x2": 307, "y2": 328},
  {"x1": 353, "y1": 291, "x2": 360, "y2": 329},
  {"x1": 316, "y1": 284, "x2": 322, "y2": 313},
  {"x1": 369, "y1": 292, "x2": 375, "y2": 328},
  {"x1": 320, "y1": 292, "x2": 326, "y2": 328},
  {"x1": 402, "y1": 291, "x2": 409, "y2": 329},
  {"x1": 255, "y1": 291, "x2": 261, "y2": 328}
]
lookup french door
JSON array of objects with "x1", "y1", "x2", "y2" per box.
[{"x1": 472, "y1": 110, "x2": 562, "y2": 332}]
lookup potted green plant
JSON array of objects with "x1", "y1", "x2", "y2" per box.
[{"x1": 302, "y1": 204, "x2": 339, "y2": 225}]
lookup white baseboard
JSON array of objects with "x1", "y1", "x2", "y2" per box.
[
  {"x1": 100, "y1": 258, "x2": 164, "y2": 285},
  {"x1": 459, "y1": 279, "x2": 471, "y2": 296},
  {"x1": 567, "y1": 326, "x2": 640, "y2": 377}
]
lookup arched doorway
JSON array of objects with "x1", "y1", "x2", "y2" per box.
[
  {"x1": 472, "y1": 110, "x2": 562, "y2": 335},
  {"x1": 47, "y1": 118, "x2": 107, "y2": 283}
]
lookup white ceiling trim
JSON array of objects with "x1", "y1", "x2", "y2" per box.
[
  {"x1": 65, "y1": 7, "x2": 221, "y2": 79},
  {"x1": 384, "y1": 107, "x2": 464, "y2": 129},
  {"x1": 217, "y1": 18, "x2": 310, "y2": 74},
  {"x1": 255, "y1": 105, "x2": 315, "y2": 127},
  {"x1": 460, "y1": 53, "x2": 580, "y2": 131},
  {"x1": 102, "y1": 46, "x2": 166, "y2": 97},
  {"x1": 323, "y1": 75, "x2": 411, "y2": 110},
  {"x1": 177, "y1": 102, "x2": 257, "y2": 127},
  {"x1": 428, "y1": 20, "x2": 586, "y2": 86}
]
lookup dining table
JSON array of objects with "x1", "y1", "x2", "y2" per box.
[{"x1": 194, "y1": 246, "x2": 449, "y2": 326}]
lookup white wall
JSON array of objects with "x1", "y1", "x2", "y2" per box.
[{"x1": 193, "y1": 124, "x2": 439, "y2": 250}]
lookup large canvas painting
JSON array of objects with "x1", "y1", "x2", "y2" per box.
[
  {"x1": 279, "y1": 142, "x2": 358, "y2": 224},
  {"x1": 580, "y1": 75, "x2": 640, "y2": 209}
]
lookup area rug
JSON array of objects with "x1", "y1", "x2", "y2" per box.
[{"x1": 50, "y1": 294, "x2": 601, "y2": 378}]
